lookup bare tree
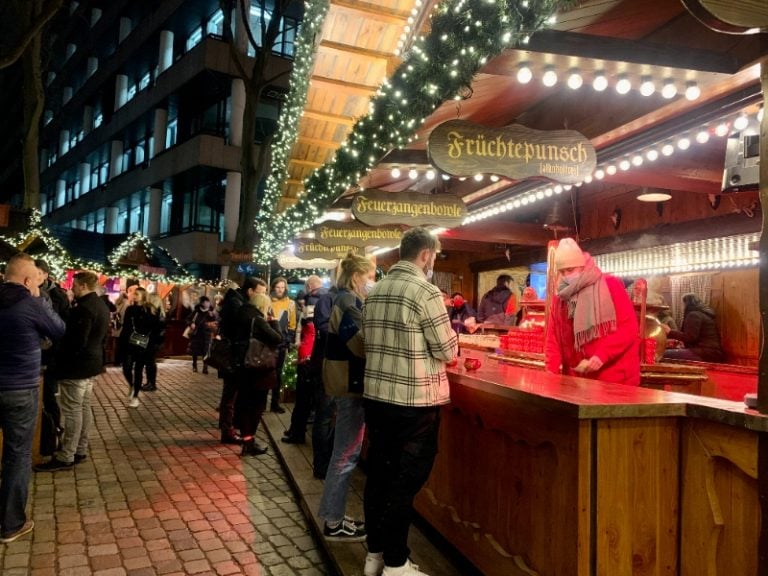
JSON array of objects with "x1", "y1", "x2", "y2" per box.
[
  {"x1": 0, "y1": 0, "x2": 63, "y2": 209},
  {"x1": 220, "y1": 0, "x2": 298, "y2": 280}
]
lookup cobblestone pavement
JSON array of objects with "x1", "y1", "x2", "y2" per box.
[{"x1": 0, "y1": 360, "x2": 332, "y2": 576}]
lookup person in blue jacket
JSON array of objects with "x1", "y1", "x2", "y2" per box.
[{"x1": 0, "y1": 253, "x2": 65, "y2": 543}]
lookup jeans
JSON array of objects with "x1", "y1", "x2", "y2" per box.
[
  {"x1": 40, "y1": 369, "x2": 61, "y2": 455},
  {"x1": 363, "y1": 400, "x2": 441, "y2": 568},
  {"x1": 0, "y1": 388, "x2": 38, "y2": 537},
  {"x1": 312, "y1": 389, "x2": 336, "y2": 478},
  {"x1": 318, "y1": 396, "x2": 365, "y2": 524},
  {"x1": 56, "y1": 378, "x2": 94, "y2": 463}
]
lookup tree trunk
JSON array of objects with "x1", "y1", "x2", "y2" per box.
[{"x1": 22, "y1": 0, "x2": 44, "y2": 210}]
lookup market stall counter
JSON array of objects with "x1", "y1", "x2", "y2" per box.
[{"x1": 414, "y1": 358, "x2": 764, "y2": 576}]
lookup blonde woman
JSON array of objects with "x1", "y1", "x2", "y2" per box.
[
  {"x1": 120, "y1": 288, "x2": 164, "y2": 405},
  {"x1": 318, "y1": 252, "x2": 375, "y2": 541}
]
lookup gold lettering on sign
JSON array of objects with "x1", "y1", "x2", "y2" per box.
[
  {"x1": 317, "y1": 226, "x2": 402, "y2": 243},
  {"x1": 429, "y1": 120, "x2": 596, "y2": 185},
  {"x1": 353, "y1": 198, "x2": 463, "y2": 219},
  {"x1": 446, "y1": 131, "x2": 588, "y2": 166}
]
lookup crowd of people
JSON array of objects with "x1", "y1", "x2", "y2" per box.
[{"x1": 0, "y1": 231, "x2": 727, "y2": 573}]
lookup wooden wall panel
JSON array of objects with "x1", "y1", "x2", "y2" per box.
[
  {"x1": 595, "y1": 418, "x2": 679, "y2": 576},
  {"x1": 415, "y1": 384, "x2": 582, "y2": 576},
  {"x1": 680, "y1": 420, "x2": 759, "y2": 576}
]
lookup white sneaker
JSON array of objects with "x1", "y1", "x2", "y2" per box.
[
  {"x1": 364, "y1": 552, "x2": 384, "y2": 576},
  {"x1": 382, "y1": 559, "x2": 429, "y2": 576},
  {"x1": 128, "y1": 397, "x2": 140, "y2": 408}
]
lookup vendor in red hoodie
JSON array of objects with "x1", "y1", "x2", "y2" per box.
[{"x1": 544, "y1": 238, "x2": 640, "y2": 386}]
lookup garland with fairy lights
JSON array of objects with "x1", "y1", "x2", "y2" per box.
[
  {"x1": 255, "y1": 0, "x2": 330, "y2": 254},
  {"x1": 254, "y1": 0, "x2": 575, "y2": 262},
  {"x1": 108, "y1": 232, "x2": 197, "y2": 284},
  {"x1": 0, "y1": 211, "x2": 197, "y2": 284}
]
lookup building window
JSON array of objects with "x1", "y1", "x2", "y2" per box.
[
  {"x1": 127, "y1": 81, "x2": 137, "y2": 101},
  {"x1": 139, "y1": 71, "x2": 151, "y2": 91},
  {"x1": 94, "y1": 111, "x2": 103, "y2": 128},
  {"x1": 207, "y1": 9, "x2": 224, "y2": 36},
  {"x1": 166, "y1": 118, "x2": 177, "y2": 149},
  {"x1": 186, "y1": 26, "x2": 203, "y2": 52}
]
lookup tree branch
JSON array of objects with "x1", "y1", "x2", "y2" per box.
[{"x1": 0, "y1": 0, "x2": 64, "y2": 70}]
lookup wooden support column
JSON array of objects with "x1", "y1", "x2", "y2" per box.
[{"x1": 758, "y1": 52, "x2": 768, "y2": 576}]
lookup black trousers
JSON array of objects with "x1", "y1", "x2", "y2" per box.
[
  {"x1": 270, "y1": 347, "x2": 288, "y2": 408},
  {"x1": 285, "y1": 362, "x2": 316, "y2": 438},
  {"x1": 219, "y1": 375, "x2": 239, "y2": 435},
  {"x1": 363, "y1": 400, "x2": 441, "y2": 568}
]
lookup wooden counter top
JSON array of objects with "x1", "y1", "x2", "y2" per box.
[{"x1": 448, "y1": 356, "x2": 768, "y2": 432}]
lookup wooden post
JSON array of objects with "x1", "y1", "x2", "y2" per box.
[
  {"x1": 760, "y1": 58, "x2": 768, "y2": 415},
  {"x1": 758, "y1": 53, "x2": 768, "y2": 576}
]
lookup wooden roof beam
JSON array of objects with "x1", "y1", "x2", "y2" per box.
[
  {"x1": 301, "y1": 109, "x2": 357, "y2": 126},
  {"x1": 330, "y1": 0, "x2": 411, "y2": 25},
  {"x1": 290, "y1": 159, "x2": 324, "y2": 168},
  {"x1": 319, "y1": 40, "x2": 394, "y2": 63},
  {"x1": 442, "y1": 221, "x2": 554, "y2": 246},
  {"x1": 296, "y1": 136, "x2": 342, "y2": 149},
  {"x1": 523, "y1": 30, "x2": 742, "y2": 74},
  {"x1": 310, "y1": 75, "x2": 380, "y2": 96}
]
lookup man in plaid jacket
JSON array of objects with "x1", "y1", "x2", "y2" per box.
[{"x1": 361, "y1": 227, "x2": 458, "y2": 576}]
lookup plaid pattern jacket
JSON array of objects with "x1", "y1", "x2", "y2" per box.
[{"x1": 363, "y1": 260, "x2": 458, "y2": 407}]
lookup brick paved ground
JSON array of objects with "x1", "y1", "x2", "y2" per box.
[{"x1": 0, "y1": 360, "x2": 332, "y2": 576}]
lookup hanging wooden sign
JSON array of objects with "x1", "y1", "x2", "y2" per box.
[
  {"x1": 294, "y1": 240, "x2": 361, "y2": 260},
  {"x1": 351, "y1": 189, "x2": 466, "y2": 227},
  {"x1": 427, "y1": 120, "x2": 596, "y2": 185},
  {"x1": 314, "y1": 221, "x2": 404, "y2": 248}
]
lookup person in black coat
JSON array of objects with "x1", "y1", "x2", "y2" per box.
[
  {"x1": 120, "y1": 288, "x2": 164, "y2": 406},
  {"x1": 34, "y1": 259, "x2": 71, "y2": 457},
  {"x1": 662, "y1": 293, "x2": 725, "y2": 362},
  {"x1": 35, "y1": 271, "x2": 110, "y2": 471},
  {"x1": 219, "y1": 278, "x2": 282, "y2": 456},
  {"x1": 187, "y1": 296, "x2": 218, "y2": 374}
]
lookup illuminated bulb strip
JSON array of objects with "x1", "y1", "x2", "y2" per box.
[
  {"x1": 595, "y1": 233, "x2": 759, "y2": 277},
  {"x1": 460, "y1": 108, "x2": 760, "y2": 226}
]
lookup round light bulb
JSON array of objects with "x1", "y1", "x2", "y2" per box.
[
  {"x1": 639, "y1": 77, "x2": 655, "y2": 97},
  {"x1": 517, "y1": 64, "x2": 533, "y2": 84},
  {"x1": 646, "y1": 149, "x2": 659, "y2": 162},
  {"x1": 473, "y1": 173, "x2": 484, "y2": 182},
  {"x1": 695, "y1": 130, "x2": 710, "y2": 144},
  {"x1": 685, "y1": 81, "x2": 701, "y2": 101},
  {"x1": 733, "y1": 115, "x2": 749, "y2": 131},
  {"x1": 661, "y1": 143, "x2": 675, "y2": 156},
  {"x1": 677, "y1": 137, "x2": 690, "y2": 150},
  {"x1": 426, "y1": 170, "x2": 435, "y2": 180},
  {"x1": 619, "y1": 159, "x2": 631, "y2": 171},
  {"x1": 542, "y1": 68, "x2": 558, "y2": 87},
  {"x1": 594, "y1": 169, "x2": 605, "y2": 180},
  {"x1": 631, "y1": 155, "x2": 643, "y2": 166},
  {"x1": 615, "y1": 76, "x2": 631, "y2": 95},
  {"x1": 567, "y1": 69, "x2": 583, "y2": 89},
  {"x1": 661, "y1": 79, "x2": 677, "y2": 99},
  {"x1": 606, "y1": 165, "x2": 617, "y2": 175},
  {"x1": 714, "y1": 123, "x2": 730, "y2": 137},
  {"x1": 408, "y1": 168, "x2": 418, "y2": 179},
  {"x1": 391, "y1": 167, "x2": 401, "y2": 178},
  {"x1": 592, "y1": 72, "x2": 608, "y2": 92}
]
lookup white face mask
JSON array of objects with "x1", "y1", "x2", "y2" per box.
[
  {"x1": 423, "y1": 251, "x2": 436, "y2": 281},
  {"x1": 362, "y1": 280, "x2": 375, "y2": 295}
]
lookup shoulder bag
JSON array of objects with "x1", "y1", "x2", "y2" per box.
[
  {"x1": 129, "y1": 319, "x2": 150, "y2": 349},
  {"x1": 205, "y1": 336, "x2": 236, "y2": 373},
  {"x1": 244, "y1": 318, "x2": 278, "y2": 372}
]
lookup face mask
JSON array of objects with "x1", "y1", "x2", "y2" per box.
[
  {"x1": 562, "y1": 271, "x2": 581, "y2": 284},
  {"x1": 362, "y1": 280, "x2": 375, "y2": 295},
  {"x1": 423, "y1": 267, "x2": 434, "y2": 281}
]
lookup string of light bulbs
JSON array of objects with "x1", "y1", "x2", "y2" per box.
[{"x1": 461, "y1": 105, "x2": 763, "y2": 225}]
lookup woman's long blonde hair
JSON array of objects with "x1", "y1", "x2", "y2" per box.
[
  {"x1": 252, "y1": 293, "x2": 272, "y2": 316},
  {"x1": 146, "y1": 293, "x2": 166, "y2": 319}
]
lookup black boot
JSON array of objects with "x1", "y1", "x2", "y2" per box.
[{"x1": 241, "y1": 439, "x2": 268, "y2": 456}]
